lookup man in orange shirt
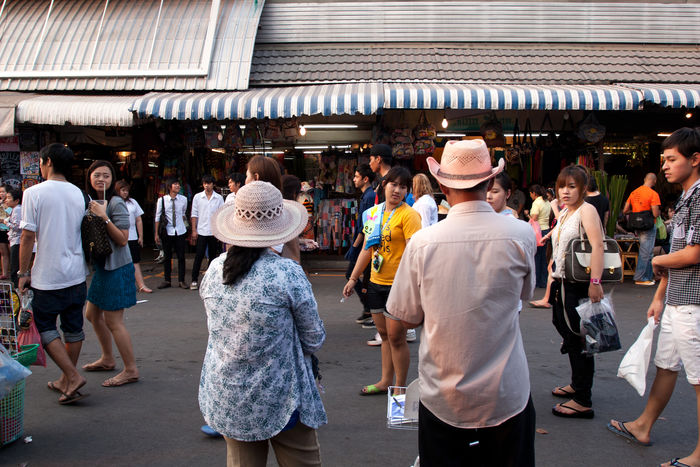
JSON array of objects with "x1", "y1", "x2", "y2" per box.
[{"x1": 624, "y1": 173, "x2": 661, "y2": 285}]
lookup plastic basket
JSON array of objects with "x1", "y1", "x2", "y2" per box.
[
  {"x1": 14, "y1": 344, "x2": 38, "y2": 368},
  {"x1": 0, "y1": 379, "x2": 25, "y2": 446}
]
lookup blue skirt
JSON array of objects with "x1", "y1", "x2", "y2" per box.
[{"x1": 87, "y1": 262, "x2": 137, "y2": 311}]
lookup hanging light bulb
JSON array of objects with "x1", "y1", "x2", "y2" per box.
[
  {"x1": 299, "y1": 125, "x2": 307, "y2": 136},
  {"x1": 686, "y1": 112, "x2": 693, "y2": 119},
  {"x1": 441, "y1": 118, "x2": 448, "y2": 129}
]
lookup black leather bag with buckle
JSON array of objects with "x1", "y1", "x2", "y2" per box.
[
  {"x1": 627, "y1": 210, "x2": 655, "y2": 231},
  {"x1": 158, "y1": 196, "x2": 168, "y2": 241},
  {"x1": 564, "y1": 222, "x2": 623, "y2": 283}
]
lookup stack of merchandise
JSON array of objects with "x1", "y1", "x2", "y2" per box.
[{"x1": 316, "y1": 199, "x2": 357, "y2": 251}]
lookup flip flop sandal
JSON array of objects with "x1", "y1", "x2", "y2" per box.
[
  {"x1": 82, "y1": 362, "x2": 116, "y2": 372},
  {"x1": 607, "y1": 421, "x2": 652, "y2": 446},
  {"x1": 359, "y1": 384, "x2": 388, "y2": 396},
  {"x1": 551, "y1": 403, "x2": 594, "y2": 419},
  {"x1": 58, "y1": 390, "x2": 89, "y2": 405},
  {"x1": 47, "y1": 381, "x2": 63, "y2": 393},
  {"x1": 102, "y1": 376, "x2": 139, "y2": 387},
  {"x1": 668, "y1": 458, "x2": 694, "y2": 467},
  {"x1": 552, "y1": 386, "x2": 576, "y2": 398}
]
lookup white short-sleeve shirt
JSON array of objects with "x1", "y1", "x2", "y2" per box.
[{"x1": 125, "y1": 198, "x2": 144, "y2": 241}]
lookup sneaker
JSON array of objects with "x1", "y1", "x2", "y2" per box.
[
  {"x1": 634, "y1": 280, "x2": 656, "y2": 286},
  {"x1": 406, "y1": 328, "x2": 417, "y2": 342},
  {"x1": 361, "y1": 318, "x2": 376, "y2": 329},
  {"x1": 367, "y1": 332, "x2": 382, "y2": 346},
  {"x1": 157, "y1": 281, "x2": 171, "y2": 289},
  {"x1": 179, "y1": 281, "x2": 189, "y2": 289},
  {"x1": 190, "y1": 281, "x2": 199, "y2": 290},
  {"x1": 355, "y1": 312, "x2": 371, "y2": 324}
]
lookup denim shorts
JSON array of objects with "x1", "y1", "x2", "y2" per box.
[{"x1": 32, "y1": 282, "x2": 87, "y2": 345}]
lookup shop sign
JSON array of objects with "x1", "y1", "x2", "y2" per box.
[{"x1": 449, "y1": 116, "x2": 516, "y2": 133}]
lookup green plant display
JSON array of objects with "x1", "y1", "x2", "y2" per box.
[{"x1": 607, "y1": 175, "x2": 628, "y2": 237}]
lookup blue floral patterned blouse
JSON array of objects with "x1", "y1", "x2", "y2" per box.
[{"x1": 198, "y1": 250, "x2": 327, "y2": 441}]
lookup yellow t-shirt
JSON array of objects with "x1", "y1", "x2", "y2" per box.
[
  {"x1": 530, "y1": 196, "x2": 552, "y2": 231},
  {"x1": 369, "y1": 203, "x2": 422, "y2": 286}
]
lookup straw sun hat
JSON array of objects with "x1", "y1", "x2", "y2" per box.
[
  {"x1": 211, "y1": 181, "x2": 308, "y2": 248},
  {"x1": 427, "y1": 139, "x2": 504, "y2": 189}
]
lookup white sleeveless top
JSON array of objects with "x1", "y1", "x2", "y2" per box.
[{"x1": 551, "y1": 206, "x2": 583, "y2": 279}]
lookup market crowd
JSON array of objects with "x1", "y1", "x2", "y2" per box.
[{"x1": 8, "y1": 127, "x2": 700, "y2": 467}]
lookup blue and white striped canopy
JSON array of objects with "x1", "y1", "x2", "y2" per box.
[
  {"x1": 131, "y1": 83, "x2": 384, "y2": 120},
  {"x1": 383, "y1": 83, "x2": 642, "y2": 111},
  {"x1": 631, "y1": 84, "x2": 700, "y2": 108},
  {"x1": 131, "y1": 83, "x2": 700, "y2": 121}
]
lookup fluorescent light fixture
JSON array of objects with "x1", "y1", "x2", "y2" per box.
[
  {"x1": 437, "y1": 133, "x2": 466, "y2": 137},
  {"x1": 301, "y1": 124, "x2": 359, "y2": 129},
  {"x1": 304, "y1": 151, "x2": 322, "y2": 154},
  {"x1": 211, "y1": 148, "x2": 226, "y2": 154},
  {"x1": 239, "y1": 125, "x2": 246, "y2": 130},
  {"x1": 657, "y1": 132, "x2": 672, "y2": 137},
  {"x1": 295, "y1": 145, "x2": 351, "y2": 150},
  {"x1": 240, "y1": 150, "x2": 284, "y2": 155}
]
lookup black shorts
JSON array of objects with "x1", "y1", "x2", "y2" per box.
[
  {"x1": 128, "y1": 240, "x2": 141, "y2": 264},
  {"x1": 32, "y1": 282, "x2": 87, "y2": 345},
  {"x1": 0, "y1": 230, "x2": 8, "y2": 244},
  {"x1": 367, "y1": 281, "x2": 392, "y2": 312}
]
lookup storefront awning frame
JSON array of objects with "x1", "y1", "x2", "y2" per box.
[{"x1": 16, "y1": 95, "x2": 137, "y2": 127}]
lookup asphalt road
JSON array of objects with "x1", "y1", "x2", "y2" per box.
[{"x1": 1, "y1": 256, "x2": 697, "y2": 466}]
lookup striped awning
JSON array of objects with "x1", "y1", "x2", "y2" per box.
[
  {"x1": 131, "y1": 83, "x2": 384, "y2": 120},
  {"x1": 627, "y1": 84, "x2": 700, "y2": 108},
  {"x1": 383, "y1": 84, "x2": 642, "y2": 111},
  {"x1": 16, "y1": 95, "x2": 136, "y2": 127}
]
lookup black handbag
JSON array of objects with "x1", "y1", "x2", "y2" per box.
[
  {"x1": 564, "y1": 222, "x2": 622, "y2": 283},
  {"x1": 158, "y1": 196, "x2": 168, "y2": 240},
  {"x1": 627, "y1": 210, "x2": 655, "y2": 231},
  {"x1": 81, "y1": 194, "x2": 112, "y2": 264}
]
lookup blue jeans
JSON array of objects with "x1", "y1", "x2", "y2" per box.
[{"x1": 634, "y1": 225, "x2": 656, "y2": 282}]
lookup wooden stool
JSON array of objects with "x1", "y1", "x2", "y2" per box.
[{"x1": 620, "y1": 252, "x2": 638, "y2": 283}]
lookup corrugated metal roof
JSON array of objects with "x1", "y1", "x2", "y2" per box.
[
  {"x1": 0, "y1": 0, "x2": 264, "y2": 91},
  {"x1": 250, "y1": 44, "x2": 700, "y2": 86},
  {"x1": 16, "y1": 95, "x2": 136, "y2": 126},
  {"x1": 257, "y1": 1, "x2": 700, "y2": 45}
]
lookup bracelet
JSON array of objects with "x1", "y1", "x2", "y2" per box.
[
  {"x1": 349, "y1": 277, "x2": 359, "y2": 282},
  {"x1": 590, "y1": 278, "x2": 601, "y2": 285}
]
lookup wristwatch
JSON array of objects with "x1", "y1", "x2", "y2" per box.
[
  {"x1": 18, "y1": 271, "x2": 31, "y2": 278},
  {"x1": 104, "y1": 218, "x2": 111, "y2": 225},
  {"x1": 590, "y1": 278, "x2": 601, "y2": 285}
]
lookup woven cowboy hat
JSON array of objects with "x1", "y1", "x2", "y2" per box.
[
  {"x1": 211, "y1": 181, "x2": 308, "y2": 248},
  {"x1": 426, "y1": 139, "x2": 504, "y2": 189}
]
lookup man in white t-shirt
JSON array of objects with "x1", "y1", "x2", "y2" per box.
[
  {"x1": 225, "y1": 172, "x2": 245, "y2": 204},
  {"x1": 189, "y1": 175, "x2": 224, "y2": 290},
  {"x1": 19, "y1": 143, "x2": 89, "y2": 405}
]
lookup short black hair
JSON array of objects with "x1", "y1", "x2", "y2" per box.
[
  {"x1": 662, "y1": 127, "x2": 700, "y2": 159},
  {"x1": 370, "y1": 144, "x2": 393, "y2": 165},
  {"x1": 202, "y1": 174, "x2": 215, "y2": 184},
  {"x1": 355, "y1": 164, "x2": 375, "y2": 183},
  {"x1": 493, "y1": 171, "x2": 511, "y2": 191},
  {"x1": 281, "y1": 174, "x2": 302, "y2": 201},
  {"x1": 228, "y1": 172, "x2": 245, "y2": 186},
  {"x1": 382, "y1": 166, "x2": 412, "y2": 187},
  {"x1": 5, "y1": 186, "x2": 22, "y2": 204},
  {"x1": 39, "y1": 143, "x2": 74, "y2": 176},
  {"x1": 587, "y1": 176, "x2": 598, "y2": 192},
  {"x1": 165, "y1": 178, "x2": 180, "y2": 193},
  {"x1": 529, "y1": 184, "x2": 546, "y2": 198}
]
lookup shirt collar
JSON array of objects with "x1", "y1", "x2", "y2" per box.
[
  {"x1": 681, "y1": 178, "x2": 700, "y2": 201},
  {"x1": 446, "y1": 200, "x2": 494, "y2": 217}
]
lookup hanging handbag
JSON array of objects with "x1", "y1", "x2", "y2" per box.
[
  {"x1": 81, "y1": 194, "x2": 112, "y2": 264},
  {"x1": 158, "y1": 196, "x2": 168, "y2": 240},
  {"x1": 564, "y1": 221, "x2": 622, "y2": 283}
]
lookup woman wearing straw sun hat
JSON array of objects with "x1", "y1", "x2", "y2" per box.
[{"x1": 198, "y1": 181, "x2": 327, "y2": 466}]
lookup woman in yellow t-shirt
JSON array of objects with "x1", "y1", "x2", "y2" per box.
[
  {"x1": 529, "y1": 184, "x2": 552, "y2": 289},
  {"x1": 343, "y1": 167, "x2": 422, "y2": 396}
]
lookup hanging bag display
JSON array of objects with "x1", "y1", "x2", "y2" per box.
[{"x1": 564, "y1": 221, "x2": 622, "y2": 283}]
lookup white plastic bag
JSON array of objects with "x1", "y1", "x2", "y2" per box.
[
  {"x1": 617, "y1": 317, "x2": 657, "y2": 396},
  {"x1": 576, "y1": 295, "x2": 621, "y2": 354},
  {"x1": 0, "y1": 345, "x2": 32, "y2": 398}
]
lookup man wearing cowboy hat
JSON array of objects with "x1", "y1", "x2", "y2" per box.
[{"x1": 386, "y1": 139, "x2": 537, "y2": 466}]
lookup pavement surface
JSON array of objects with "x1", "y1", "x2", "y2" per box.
[{"x1": 1, "y1": 253, "x2": 698, "y2": 466}]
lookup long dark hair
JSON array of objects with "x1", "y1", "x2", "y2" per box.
[
  {"x1": 222, "y1": 246, "x2": 265, "y2": 285},
  {"x1": 85, "y1": 160, "x2": 117, "y2": 200}
]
